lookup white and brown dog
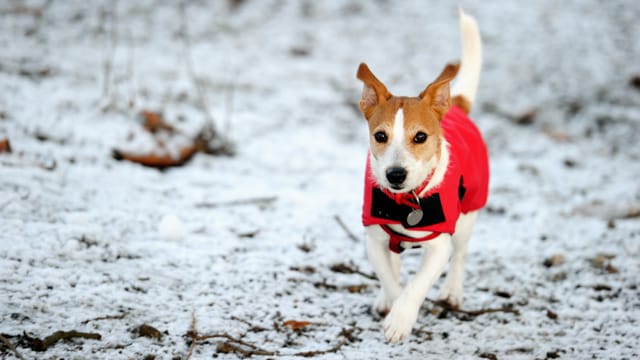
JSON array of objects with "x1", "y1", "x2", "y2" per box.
[{"x1": 356, "y1": 10, "x2": 489, "y2": 342}]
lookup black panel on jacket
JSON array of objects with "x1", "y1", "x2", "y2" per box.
[{"x1": 370, "y1": 187, "x2": 446, "y2": 228}]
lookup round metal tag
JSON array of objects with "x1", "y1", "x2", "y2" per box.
[{"x1": 407, "y1": 209, "x2": 423, "y2": 226}]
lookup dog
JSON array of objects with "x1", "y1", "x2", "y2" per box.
[{"x1": 356, "y1": 9, "x2": 488, "y2": 342}]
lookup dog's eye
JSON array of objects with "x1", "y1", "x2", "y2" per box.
[
  {"x1": 374, "y1": 131, "x2": 388, "y2": 143},
  {"x1": 413, "y1": 132, "x2": 428, "y2": 144}
]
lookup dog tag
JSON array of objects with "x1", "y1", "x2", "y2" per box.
[
  {"x1": 407, "y1": 209, "x2": 423, "y2": 226},
  {"x1": 406, "y1": 190, "x2": 423, "y2": 226}
]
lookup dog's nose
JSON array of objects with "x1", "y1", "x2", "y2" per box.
[{"x1": 386, "y1": 167, "x2": 407, "y2": 186}]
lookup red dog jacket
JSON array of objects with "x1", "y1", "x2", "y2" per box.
[{"x1": 362, "y1": 105, "x2": 489, "y2": 253}]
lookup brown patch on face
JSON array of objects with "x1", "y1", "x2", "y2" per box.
[
  {"x1": 402, "y1": 98, "x2": 443, "y2": 163},
  {"x1": 365, "y1": 97, "x2": 442, "y2": 163},
  {"x1": 366, "y1": 97, "x2": 400, "y2": 159},
  {"x1": 356, "y1": 62, "x2": 458, "y2": 163}
]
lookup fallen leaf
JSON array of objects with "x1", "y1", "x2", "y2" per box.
[
  {"x1": 605, "y1": 263, "x2": 619, "y2": 274},
  {"x1": 0, "y1": 138, "x2": 11, "y2": 153},
  {"x1": 112, "y1": 145, "x2": 197, "y2": 169},
  {"x1": 619, "y1": 208, "x2": 640, "y2": 219},
  {"x1": 551, "y1": 272, "x2": 567, "y2": 282},
  {"x1": 140, "y1": 110, "x2": 175, "y2": 134},
  {"x1": 346, "y1": 284, "x2": 368, "y2": 293},
  {"x1": 513, "y1": 108, "x2": 538, "y2": 125},
  {"x1": 113, "y1": 112, "x2": 234, "y2": 169},
  {"x1": 588, "y1": 253, "x2": 615, "y2": 269},
  {"x1": 543, "y1": 254, "x2": 566, "y2": 268},
  {"x1": 136, "y1": 324, "x2": 163, "y2": 340},
  {"x1": 282, "y1": 320, "x2": 311, "y2": 330}
]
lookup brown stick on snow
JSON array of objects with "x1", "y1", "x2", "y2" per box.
[
  {"x1": 25, "y1": 330, "x2": 102, "y2": 352},
  {"x1": 334, "y1": 215, "x2": 360, "y2": 243},
  {"x1": 185, "y1": 311, "x2": 357, "y2": 358},
  {"x1": 0, "y1": 334, "x2": 26, "y2": 360},
  {"x1": 425, "y1": 298, "x2": 520, "y2": 319},
  {"x1": 80, "y1": 313, "x2": 127, "y2": 325},
  {"x1": 185, "y1": 312, "x2": 197, "y2": 360}
]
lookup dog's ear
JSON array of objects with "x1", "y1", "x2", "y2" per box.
[
  {"x1": 419, "y1": 62, "x2": 460, "y2": 118},
  {"x1": 357, "y1": 63, "x2": 391, "y2": 120}
]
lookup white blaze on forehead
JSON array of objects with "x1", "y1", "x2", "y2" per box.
[
  {"x1": 372, "y1": 106, "x2": 412, "y2": 191},
  {"x1": 392, "y1": 107, "x2": 405, "y2": 146}
]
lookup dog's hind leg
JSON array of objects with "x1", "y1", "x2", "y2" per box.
[
  {"x1": 439, "y1": 210, "x2": 478, "y2": 309},
  {"x1": 366, "y1": 225, "x2": 402, "y2": 315}
]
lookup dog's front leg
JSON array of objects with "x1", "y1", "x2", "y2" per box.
[
  {"x1": 366, "y1": 225, "x2": 402, "y2": 315},
  {"x1": 383, "y1": 234, "x2": 452, "y2": 342}
]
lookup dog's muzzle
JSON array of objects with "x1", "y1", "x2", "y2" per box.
[{"x1": 386, "y1": 167, "x2": 407, "y2": 187}]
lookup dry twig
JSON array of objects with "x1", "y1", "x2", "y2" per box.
[
  {"x1": 185, "y1": 312, "x2": 197, "y2": 360},
  {"x1": 178, "y1": 0, "x2": 234, "y2": 156},
  {"x1": 185, "y1": 312, "x2": 356, "y2": 358},
  {"x1": 334, "y1": 215, "x2": 359, "y2": 243},
  {"x1": 39, "y1": 331, "x2": 101, "y2": 351},
  {"x1": 81, "y1": 313, "x2": 127, "y2": 325},
  {"x1": 425, "y1": 298, "x2": 520, "y2": 320},
  {"x1": 0, "y1": 334, "x2": 25, "y2": 360},
  {"x1": 9, "y1": 330, "x2": 102, "y2": 352},
  {"x1": 230, "y1": 316, "x2": 270, "y2": 332},
  {"x1": 329, "y1": 262, "x2": 376, "y2": 280},
  {"x1": 194, "y1": 196, "x2": 277, "y2": 209}
]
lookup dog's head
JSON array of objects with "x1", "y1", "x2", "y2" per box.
[{"x1": 357, "y1": 62, "x2": 459, "y2": 193}]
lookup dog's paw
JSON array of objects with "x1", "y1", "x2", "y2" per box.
[
  {"x1": 372, "y1": 290, "x2": 394, "y2": 316},
  {"x1": 438, "y1": 283, "x2": 463, "y2": 310},
  {"x1": 383, "y1": 297, "x2": 419, "y2": 342}
]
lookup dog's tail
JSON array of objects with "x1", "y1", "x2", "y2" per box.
[{"x1": 451, "y1": 8, "x2": 482, "y2": 114}]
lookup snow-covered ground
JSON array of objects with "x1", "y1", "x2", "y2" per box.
[{"x1": 1, "y1": 0, "x2": 639, "y2": 359}]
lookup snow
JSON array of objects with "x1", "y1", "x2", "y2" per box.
[
  {"x1": 1, "y1": 0, "x2": 640, "y2": 359},
  {"x1": 158, "y1": 214, "x2": 186, "y2": 241}
]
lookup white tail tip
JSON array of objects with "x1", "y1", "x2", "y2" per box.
[{"x1": 451, "y1": 8, "x2": 482, "y2": 107}]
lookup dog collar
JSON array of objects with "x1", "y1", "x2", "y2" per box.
[{"x1": 380, "y1": 169, "x2": 436, "y2": 208}]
